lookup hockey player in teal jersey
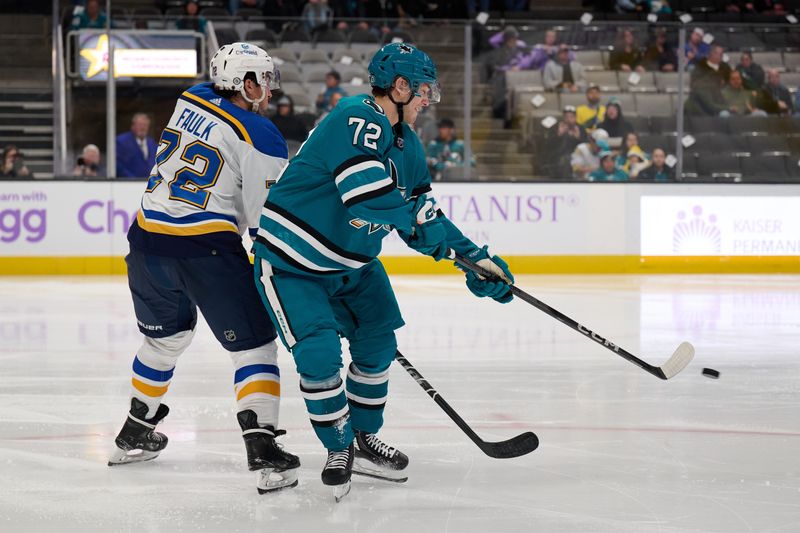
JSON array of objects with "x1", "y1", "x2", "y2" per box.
[{"x1": 252, "y1": 43, "x2": 515, "y2": 501}]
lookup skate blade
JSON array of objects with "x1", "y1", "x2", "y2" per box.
[
  {"x1": 352, "y1": 457, "x2": 408, "y2": 483},
  {"x1": 256, "y1": 467, "x2": 300, "y2": 494},
  {"x1": 107, "y1": 447, "x2": 160, "y2": 467},
  {"x1": 333, "y1": 480, "x2": 351, "y2": 503}
]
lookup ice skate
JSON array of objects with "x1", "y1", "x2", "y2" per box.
[
  {"x1": 352, "y1": 431, "x2": 409, "y2": 483},
  {"x1": 237, "y1": 410, "x2": 300, "y2": 494},
  {"x1": 108, "y1": 398, "x2": 169, "y2": 466},
  {"x1": 322, "y1": 443, "x2": 354, "y2": 502}
]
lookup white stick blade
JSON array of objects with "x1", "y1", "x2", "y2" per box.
[{"x1": 661, "y1": 341, "x2": 695, "y2": 379}]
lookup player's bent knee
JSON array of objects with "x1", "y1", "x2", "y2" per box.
[
  {"x1": 228, "y1": 340, "x2": 278, "y2": 367},
  {"x1": 138, "y1": 329, "x2": 195, "y2": 366},
  {"x1": 349, "y1": 331, "x2": 397, "y2": 375},
  {"x1": 292, "y1": 329, "x2": 343, "y2": 383}
]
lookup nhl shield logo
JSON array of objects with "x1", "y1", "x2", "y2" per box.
[{"x1": 224, "y1": 330, "x2": 237, "y2": 342}]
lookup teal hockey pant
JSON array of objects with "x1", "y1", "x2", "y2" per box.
[{"x1": 254, "y1": 258, "x2": 404, "y2": 451}]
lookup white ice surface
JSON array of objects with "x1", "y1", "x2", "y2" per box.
[{"x1": 1, "y1": 274, "x2": 799, "y2": 532}]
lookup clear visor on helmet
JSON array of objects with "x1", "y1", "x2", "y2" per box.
[
  {"x1": 263, "y1": 68, "x2": 280, "y2": 90},
  {"x1": 415, "y1": 81, "x2": 441, "y2": 104}
]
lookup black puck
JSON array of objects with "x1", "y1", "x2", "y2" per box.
[{"x1": 701, "y1": 368, "x2": 720, "y2": 379}]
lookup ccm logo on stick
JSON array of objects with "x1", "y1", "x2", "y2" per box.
[{"x1": 577, "y1": 324, "x2": 620, "y2": 352}]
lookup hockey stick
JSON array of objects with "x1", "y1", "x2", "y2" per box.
[
  {"x1": 449, "y1": 251, "x2": 695, "y2": 381},
  {"x1": 395, "y1": 350, "x2": 539, "y2": 459}
]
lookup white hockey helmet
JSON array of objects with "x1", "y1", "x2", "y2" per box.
[{"x1": 210, "y1": 42, "x2": 280, "y2": 112}]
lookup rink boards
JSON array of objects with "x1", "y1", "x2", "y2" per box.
[{"x1": 1, "y1": 181, "x2": 799, "y2": 274}]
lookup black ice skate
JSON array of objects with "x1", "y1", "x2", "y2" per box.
[
  {"x1": 108, "y1": 398, "x2": 169, "y2": 466},
  {"x1": 237, "y1": 410, "x2": 300, "y2": 494},
  {"x1": 321, "y1": 443, "x2": 354, "y2": 502},
  {"x1": 353, "y1": 431, "x2": 409, "y2": 483}
]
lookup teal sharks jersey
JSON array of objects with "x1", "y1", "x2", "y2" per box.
[{"x1": 254, "y1": 95, "x2": 417, "y2": 276}]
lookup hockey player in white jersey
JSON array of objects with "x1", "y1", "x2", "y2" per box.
[{"x1": 109, "y1": 43, "x2": 300, "y2": 494}]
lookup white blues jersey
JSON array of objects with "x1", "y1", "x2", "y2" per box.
[{"x1": 128, "y1": 82, "x2": 288, "y2": 257}]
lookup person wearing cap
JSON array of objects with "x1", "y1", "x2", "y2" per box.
[
  {"x1": 425, "y1": 118, "x2": 475, "y2": 180},
  {"x1": 483, "y1": 26, "x2": 527, "y2": 123},
  {"x1": 316, "y1": 70, "x2": 347, "y2": 113},
  {"x1": 576, "y1": 85, "x2": 606, "y2": 131},
  {"x1": 543, "y1": 45, "x2": 586, "y2": 93},
  {"x1": 589, "y1": 150, "x2": 629, "y2": 182},
  {"x1": 271, "y1": 95, "x2": 309, "y2": 143},
  {"x1": 545, "y1": 105, "x2": 588, "y2": 177},
  {"x1": 638, "y1": 148, "x2": 675, "y2": 182},
  {"x1": 685, "y1": 27, "x2": 710, "y2": 66},
  {"x1": 623, "y1": 145, "x2": 650, "y2": 179},
  {"x1": 571, "y1": 128, "x2": 608, "y2": 180}
]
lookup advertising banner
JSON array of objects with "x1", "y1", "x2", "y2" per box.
[{"x1": 641, "y1": 196, "x2": 800, "y2": 256}]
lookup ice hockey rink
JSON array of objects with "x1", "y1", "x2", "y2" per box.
[{"x1": 1, "y1": 273, "x2": 798, "y2": 533}]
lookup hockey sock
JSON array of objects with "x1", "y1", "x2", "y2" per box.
[
  {"x1": 230, "y1": 342, "x2": 281, "y2": 427},
  {"x1": 300, "y1": 375, "x2": 353, "y2": 451},
  {"x1": 130, "y1": 331, "x2": 192, "y2": 418},
  {"x1": 346, "y1": 363, "x2": 389, "y2": 434}
]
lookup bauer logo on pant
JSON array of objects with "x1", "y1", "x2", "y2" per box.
[{"x1": 224, "y1": 330, "x2": 237, "y2": 342}]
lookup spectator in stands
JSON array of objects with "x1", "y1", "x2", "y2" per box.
[
  {"x1": 615, "y1": 132, "x2": 645, "y2": 169},
  {"x1": 271, "y1": 95, "x2": 309, "y2": 144},
  {"x1": 598, "y1": 101, "x2": 633, "y2": 139},
  {"x1": 736, "y1": 51, "x2": 765, "y2": 91},
  {"x1": 610, "y1": 29, "x2": 645, "y2": 73},
  {"x1": 116, "y1": 113, "x2": 157, "y2": 179},
  {"x1": 571, "y1": 129, "x2": 609, "y2": 180},
  {"x1": 426, "y1": 118, "x2": 475, "y2": 180},
  {"x1": 638, "y1": 148, "x2": 675, "y2": 181},
  {"x1": 576, "y1": 84, "x2": 606, "y2": 131},
  {"x1": 693, "y1": 45, "x2": 732, "y2": 85},
  {"x1": 623, "y1": 146, "x2": 650, "y2": 179},
  {"x1": 543, "y1": 45, "x2": 587, "y2": 93},
  {"x1": 316, "y1": 70, "x2": 347, "y2": 113},
  {"x1": 72, "y1": 144, "x2": 105, "y2": 178},
  {"x1": 615, "y1": 0, "x2": 647, "y2": 12},
  {"x1": 510, "y1": 31, "x2": 573, "y2": 72},
  {"x1": 545, "y1": 105, "x2": 587, "y2": 177},
  {"x1": 70, "y1": 0, "x2": 107, "y2": 30},
  {"x1": 723, "y1": 70, "x2": 767, "y2": 116},
  {"x1": 643, "y1": 28, "x2": 677, "y2": 72},
  {"x1": 484, "y1": 26, "x2": 526, "y2": 122},
  {"x1": 589, "y1": 150, "x2": 628, "y2": 181},
  {"x1": 230, "y1": 0, "x2": 264, "y2": 16},
  {"x1": 685, "y1": 28, "x2": 710, "y2": 67},
  {"x1": 175, "y1": 0, "x2": 207, "y2": 33},
  {"x1": 302, "y1": 0, "x2": 334, "y2": 35},
  {"x1": 762, "y1": 68, "x2": 794, "y2": 115},
  {"x1": 488, "y1": 26, "x2": 525, "y2": 50},
  {"x1": 261, "y1": 0, "x2": 300, "y2": 32},
  {"x1": 1, "y1": 145, "x2": 32, "y2": 178}
]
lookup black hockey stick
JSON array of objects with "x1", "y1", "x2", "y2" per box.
[
  {"x1": 395, "y1": 351, "x2": 539, "y2": 459},
  {"x1": 449, "y1": 251, "x2": 694, "y2": 381}
]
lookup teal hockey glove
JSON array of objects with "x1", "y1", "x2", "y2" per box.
[
  {"x1": 400, "y1": 195, "x2": 448, "y2": 261},
  {"x1": 461, "y1": 246, "x2": 515, "y2": 303}
]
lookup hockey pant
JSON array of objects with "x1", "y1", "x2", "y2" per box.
[
  {"x1": 126, "y1": 248, "x2": 281, "y2": 426},
  {"x1": 254, "y1": 258, "x2": 404, "y2": 451}
]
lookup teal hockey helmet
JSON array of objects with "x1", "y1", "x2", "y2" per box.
[{"x1": 368, "y1": 43, "x2": 440, "y2": 103}]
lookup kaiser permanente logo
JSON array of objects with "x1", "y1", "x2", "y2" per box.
[{"x1": 672, "y1": 205, "x2": 721, "y2": 254}]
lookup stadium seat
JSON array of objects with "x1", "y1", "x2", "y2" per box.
[
  {"x1": 681, "y1": 153, "x2": 698, "y2": 179},
  {"x1": 235, "y1": 21, "x2": 267, "y2": 41},
  {"x1": 383, "y1": 30, "x2": 414, "y2": 44},
  {"x1": 270, "y1": 47, "x2": 299, "y2": 65},
  {"x1": 278, "y1": 64, "x2": 303, "y2": 83},
  {"x1": 585, "y1": 71, "x2": 620, "y2": 92},
  {"x1": 348, "y1": 29, "x2": 379, "y2": 44},
  {"x1": 780, "y1": 72, "x2": 800, "y2": 92},
  {"x1": 688, "y1": 116, "x2": 730, "y2": 135},
  {"x1": 331, "y1": 48, "x2": 364, "y2": 65},
  {"x1": 574, "y1": 50, "x2": 605, "y2": 71},
  {"x1": 513, "y1": 90, "x2": 559, "y2": 117},
  {"x1": 638, "y1": 134, "x2": 670, "y2": 153},
  {"x1": 298, "y1": 48, "x2": 330, "y2": 65},
  {"x1": 200, "y1": 7, "x2": 230, "y2": 18},
  {"x1": 649, "y1": 116, "x2": 678, "y2": 135},
  {"x1": 783, "y1": 53, "x2": 800, "y2": 72},
  {"x1": 281, "y1": 27, "x2": 313, "y2": 53},
  {"x1": 627, "y1": 116, "x2": 651, "y2": 134},
  {"x1": 315, "y1": 29, "x2": 348, "y2": 47},
  {"x1": 697, "y1": 154, "x2": 742, "y2": 180},
  {"x1": 302, "y1": 64, "x2": 331, "y2": 84},
  {"x1": 234, "y1": 8, "x2": 262, "y2": 19},
  {"x1": 340, "y1": 82, "x2": 370, "y2": 96},
  {"x1": 726, "y1": 32, "x2": 765, "y2": 50},
  {"x1": 620, "y1": 71, "x2": 657, "y2": 93},
  {"x1": 215, "y1": 28, "x2": 239, "y2": 46},
  {"x1": 635, "y1": 93, "x2": 673, "y2": 117},
  {"x1": 746, "y1": 134, "x2": 790, "y2": 154},
  {"x1": 505, "y1": 70, "x2": 544, "y2": 91},
  {"x1": 290, "y1": 93, "x2": 313, "y2": 113},
  {"x1": 751, "y1": 51, "x2": 785, "y2": 71},
  {"x1": 279, "y1": 81, "x2": 307, "y2": 96},
  {"x1": 727, "y1": 115, "x2": 772, "y2": 134},
  {"x1": 245, "y1": 28, "x2": 278, "y2": 48},
  {"x1": 337, "y1": 65, "x2": 369, "y2": 84},
  {"x1": 558, "y1": 92, "x2": 586, "y2": 110},
  {"x1": 740, "y1": 155, "x2": 791, "y2": 181},
  {"x1": 655, "y1": 72, "x2": 690, "y2": 93}
]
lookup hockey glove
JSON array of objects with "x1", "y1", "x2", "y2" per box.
[
  {"x1": 461, "y1": 246, "x2": 515, "y2": 304},
  {"x1": 400, "y1": 195, "x2": 449, "y2": 261}
]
